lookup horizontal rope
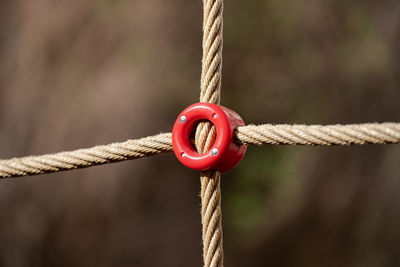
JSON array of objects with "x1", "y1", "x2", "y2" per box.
[
  {"x1": 237, "y1": 123, "x2": 400, "y2": 146},
  {"x1": 0, "y1": 133, "x2": 172, "y2": 178},
  {"x1": 0, "y1": 122, "x2": 399, "y2": 179}
]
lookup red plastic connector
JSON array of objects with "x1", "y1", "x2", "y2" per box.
[{"x1": 172, "y1": 103, "x2": 247, "y2": 173}]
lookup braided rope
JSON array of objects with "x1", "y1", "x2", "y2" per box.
[
  {"x1": 0, "y1": 1, "x2": 398, "y2": 265},
  {"x1": 200, "y1": 0, "x2": 223, "y2": 104},
  {"x1": 237, "y1": 123, "x2": 400, "y2": 146},
  {"x1": 0, "y1": 133, "x2": 172, "y2": 178},
  {"x1": 1, "y1": 123, "x2": 400, "y2": 179},
  {"x1": 195, "y1": 0, "x2": 225, "y2": 266},
  {"x1": 200, "y1": 171, "x2": 223, "y2": 267}
]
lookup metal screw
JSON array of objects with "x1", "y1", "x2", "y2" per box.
[
  {"x1": 213, "y1": 114, "x2": 217, "y2": 119},
  {"x1": 179, "y1": 115, "x2": 186, "y2": 123},
  {"x1": 211, "y1": 148, "x2": 218, "y2": 156},
  {"x1": 181, "y1": 152, "x2": 186, "y2": 158}
]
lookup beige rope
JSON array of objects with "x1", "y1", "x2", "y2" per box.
[
  {"x1": 196, "y1": 0, "x2": 224, "y2": 266},
  {"x1": 1, "y1": 123, "x2": 400, "y2": 179},
  {"x1": 200, "y1": 0, "x2": 223, "y2": 104},
  {"x1": 0, "y1": 0, "x2": 397, "y2": 263},
  {"x1": 0, "y1": 133, "x2": 172, "y2": 178},
  {"x1": 237, "y1": 123, "x2": 400, "y2": 146},
  {"x1": 200, "y1": 170, "x2": 223, "y2": 267}
]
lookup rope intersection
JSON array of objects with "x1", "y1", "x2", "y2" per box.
[
  {"x1": 1, "y1": 123, "x2": 399, "y2": 179},
  {"x1": 0, "y1": 0, "x2": 399, "y2": 266},
  {"x1": 197, "y1": 0, "x2": 224, "y2": 266}
]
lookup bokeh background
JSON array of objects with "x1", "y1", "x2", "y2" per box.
[{"x1": 0, "y1": 0, "x2": 400, "y2": 266}]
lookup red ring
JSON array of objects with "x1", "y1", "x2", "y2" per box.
[{"x1": 172, "y1": 103, "x2": 247, "y2": 173}]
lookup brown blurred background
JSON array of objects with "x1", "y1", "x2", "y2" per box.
[{"x1": 0, "y1": 0, "x2": 400, "y2": 266}]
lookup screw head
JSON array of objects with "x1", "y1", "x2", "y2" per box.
[
  {"x1": 211, "y1": 148, "x2": 218, "y2": 156},
  {"x1": 212, "y1": 114, "x2": 217, "y2": 119},
  {"x1": 179, "y1": 115, "x2": 186, "y2": 123}
]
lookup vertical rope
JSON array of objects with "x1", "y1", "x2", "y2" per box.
[
  {"x1": 195, "y1": 0, "x2": 224, "y2": 266},
  {"x1": 200, "y1": 0, "x2": 223, "y2": 104}
]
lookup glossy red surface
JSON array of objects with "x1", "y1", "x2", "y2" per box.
[{"x1": 172, "y1": 103, "x2": 247, "y2": 173}]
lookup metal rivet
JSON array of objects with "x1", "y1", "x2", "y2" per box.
[
  {"x1": 211, "y1": 148, "x2": 218, "y2": 156},
  {"x1": 179, "y1": 115, "x2": 186, "y2": 123},
  {"x1": 213, "y1": 114, "x2": 217, "y2": 119}
]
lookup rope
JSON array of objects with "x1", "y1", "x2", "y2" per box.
[
  {"x1": 1, "y1": 123, "x2": 400, "y2": 179},
  {"x1": 0, "y1": 133, "x2": 172, "y2": 178},
  {"x1": 200, "y1": 0, "x2": 223, "y2": 104},
  {"x1": 200, "y1": 171, "x2": 223, "y2": 267},
  {"x1": 237, "y1": 123, "x2": 400, "y2": 146},
  {"x1": 0, "y1": 1, "x2": 398, "y2": 265},
  {"x1": 195, "y1": 0, "x2": 224, "y2": 266}
]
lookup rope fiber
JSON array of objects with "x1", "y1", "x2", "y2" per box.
[
  {"x1": 0, "y1": 1, "x2": 399, "y2": 266},
  {"x1": 196, "y1": 0, "x2": 224, "y2": 266},
  {"x1": 0, "y1": 133, "x2": 172, "y2": 178},
  {"x1": 1, "y1": 123, "x2": 400, "y2": 179},
  {"x1": 237, "y1": 123, "x2": 400, "y2": 146}
]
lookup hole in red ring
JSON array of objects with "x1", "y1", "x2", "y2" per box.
[{"x1": 188, "y1": 119, "x2": 217, "y2": 153}]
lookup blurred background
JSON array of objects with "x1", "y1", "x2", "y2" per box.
[{"x1": 0, "y1": 0, "x2": 400, "y2": 266}]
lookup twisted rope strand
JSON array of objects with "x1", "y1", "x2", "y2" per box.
[
  {"x1": 236, "y1": 123, "x2": 400, "y2": 146},
  {"x1": 1, "y1": 123, "x2": 399, "y2": 179},
  {"x1": 200, "y1": 0, "x2": 223, "y2": 104},
  {"x1": 197, "y1": 0, "x2": 224, "y2": 266},
  {"x1": 0, "y1": 133, "x2": 172, "y2": 178},
  {"x1": 200, "y1": 171, "x2": 223, "y2": 267}
]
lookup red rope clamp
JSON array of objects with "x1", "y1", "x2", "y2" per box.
[{"x1": 172, "y1": 103, "x2": 247, "y2": 173}]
